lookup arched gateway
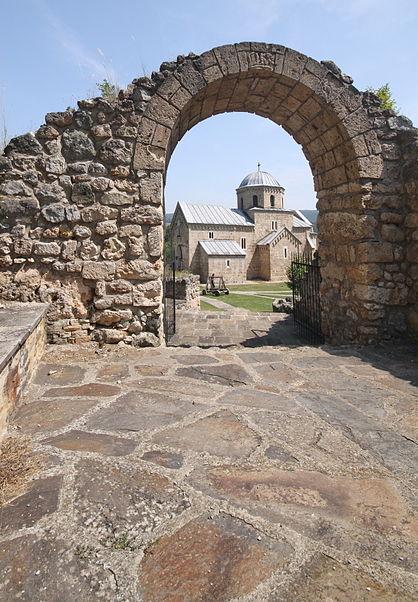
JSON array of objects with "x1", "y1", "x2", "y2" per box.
[{"x1": 0, "y1": 43, "x2": 416, "y2": 345}]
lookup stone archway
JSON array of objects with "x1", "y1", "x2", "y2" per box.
[
  {"x1": 1, "y1": 43, "x2": 416, "y2": 345},
  {"x1": 135, "y1": 43, "x2": 417, "y2": 345}
]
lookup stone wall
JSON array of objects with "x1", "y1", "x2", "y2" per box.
[
  {"x1": 0, "y1": 42, "x2": 417, "y2": 345},
  {"x1": 0, "y1": 94, "x2": 164, "y2": 345},
  {"x1": 166, "y1": 274, "x2": 200, "y2": 309},
  {"x1": 0, "y1": 304, "x2": 46, "y2": 442}
]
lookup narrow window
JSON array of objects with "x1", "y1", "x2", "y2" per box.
[
  {"x1": 226, "y1": 259, "x2": 230, "y2": 268},
  {"x1": 241, "y1": 237, "x2": 246, "y2": 249},
  {"x1": 283, "y1": 246, "x2": 288, "y2": 259},
  {"x1": 272, "y1": 220, "x2": 278, "y2": 230},
  {"x1": 270, "y1": 195, "x2": 275, "y2": 207},
  {"x1": 240, "y1": 197, "x2": 244, "y2": 209},
  {"x1": 252, "y1": 195, "x2": 258, "y2": 207},
  {"x1": 208, "y1": 231, "x2": 214, "y2": 239}
]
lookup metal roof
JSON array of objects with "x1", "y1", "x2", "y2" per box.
[
  {"x1": 178, "y1": 202, "x2": 253, "y2": 227},
  {"x1": 257, "y1": 228, "x2": 285, "y2": 245},
  {"x1": 238, "y1": 170, "x2": 282, "y2": 189},
  {"x1": 199, "y1": 240, "x2": 246, "y2": 256},
  {"x1": 293, "y1": 210, "x2": 312, "y2": 229}
]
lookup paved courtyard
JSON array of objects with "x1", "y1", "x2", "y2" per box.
[{"x1": 0, "y1": 337, "x2": 417, "y2": 601}]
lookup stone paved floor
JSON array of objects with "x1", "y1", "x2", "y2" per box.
[
  {"x1": 0, "y1": 340, "x2": 417, "y2": 601},
  {"x1": 169, "y1": 310, "x2": 302, "y2": 347}
]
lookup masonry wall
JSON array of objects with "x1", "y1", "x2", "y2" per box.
[
  {"x1": 0, "y1": 98, "x2": 164, "y2": 346},
  {"x1": 0, "y1": 315, "x2": 45, "y2": 441},
  {"x1": 207, "y1": 256, "x2": 246, "y2": 284},
  {"x1": 1, "y1": 42, "x2": 417, "y2": 345}
]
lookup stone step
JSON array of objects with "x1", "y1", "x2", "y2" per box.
[{"x1": 0, "y1": 302, "x2": 48, "y2": 442}]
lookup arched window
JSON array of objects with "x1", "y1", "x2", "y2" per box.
[
  {"x1": 252, "y1": 195, "x2": 258, "y2": 207},
  {"x1": 240, "y1": 197, "x2": 244, "y2": 209},
  {"x1": 270, "y1": 195, "x2": 275, "y2": 207}
]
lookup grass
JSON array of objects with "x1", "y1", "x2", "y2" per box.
[
  {"x1": 217, "y1": 293, "x2": 275, "y2": 312},
  {"x1": 200, "y1": 300, "x2": 225, "y2": 311},
  {"x1": 227, "y1": 282, "x2": 291, "y2": 292},
  {"x1": 0, "y1": 436, "x2": 44, "y2": 505}
]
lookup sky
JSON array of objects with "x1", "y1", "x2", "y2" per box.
[{"x1": 1, "y1": 0, "x2": 416, "y2": 213}]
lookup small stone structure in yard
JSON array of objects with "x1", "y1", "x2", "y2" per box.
[
  {"x1": 165, "y1": 274, "x2": 200, "y2": 310},
  {"x1": 0, "y1": 42, "x2": 416, "y2": 345}
]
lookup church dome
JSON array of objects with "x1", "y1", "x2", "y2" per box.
[{"x1": 238, "y1": 170, "x2": 282, "y2": 189}]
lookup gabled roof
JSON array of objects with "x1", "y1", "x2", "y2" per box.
[
  {"x1": 199, "y1": 240, "x2": 246, "y2": 256},
  {"x1": 177, "y1": 202, "x2": 253, "y2": 227},
  {"x1": 257, "y1": 227, "x2": 301, "y2": 246},
  {"x1": 293, "y1": 210, "x2": 312, "y2": 229}
]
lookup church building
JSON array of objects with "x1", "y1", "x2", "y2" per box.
[{"x1": 170, "y1": 167, "x2": 317, "y2": 283}]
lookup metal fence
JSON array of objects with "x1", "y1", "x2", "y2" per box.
[
  {"x1": 291, "y1": 257, "x2": 324, "y2": 344},
  {"x1": 163, "y1": 260, "x2": 176, "y2": 339}
]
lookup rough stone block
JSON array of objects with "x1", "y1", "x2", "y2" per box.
[
  {"x1": 33, "y1": 242, "x2": 60, "y2": 256},
  {"x1": 82, "y1": 261, "x2": 116, "y2": 281}
]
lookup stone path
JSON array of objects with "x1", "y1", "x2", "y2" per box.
[
  {"x1": 169, "y1": 310, "x2": 302, "y2": 347},
  {"x1": 0, "y1": 340, "x2": 417, "y2": 601}
]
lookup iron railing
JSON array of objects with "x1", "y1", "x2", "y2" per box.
[
  {"x1": 163, "y1": 260, "x2": 176, "y2": 339},
  {"x1": 291, "y1": 257, "x2": 324, "y2": 344}
]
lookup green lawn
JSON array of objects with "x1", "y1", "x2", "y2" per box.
[
  {"x1": 216, "y1": 293, "x2": 275, "y2": 312},
  {"x1": 226, "y1": 282, "x2": 290, "y2": 292},
  {"x1": 200, "y1": 300, "x2": 225, "y2": 311}
]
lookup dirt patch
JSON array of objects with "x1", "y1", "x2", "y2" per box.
[{"x1": 0, "y1": 436, "x2": 44, "y2": 505}]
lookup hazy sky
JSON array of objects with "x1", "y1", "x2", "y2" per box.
[{"x1": 1, "y1": 0, "x2": 416, "y2": 212}]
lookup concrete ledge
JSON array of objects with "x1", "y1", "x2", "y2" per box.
[{"x1": 0, "y1": 302, "x2": 48, "y2": 442}]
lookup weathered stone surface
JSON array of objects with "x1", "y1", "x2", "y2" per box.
[
  {"x1": 120, "y1": 205, "x2": 163, "y2": 224},
  {"x1": 116, "y1": 259, "x2": 161, "y2": 280},
  {"x1": 101, "y1": 191, "x2": 132, "y2": 206},
  {"x1": 0, "y1": 476, "x2": 62, "y2": 534},
  {"x1": 153, "y1": 410, "x2": 261, "y2": 457},
  {"x1": 13, "y1": 399, "x2": 97, "y2": 433},
  {"x1": 218, "y1": 388, "x2": 299, "y2": 410},
  {"x1": 138, "y1": 514, "x2": 293, "y2": 601},
  {"x1": 74, "y1": 459, "x2": 190, "y2": 547},
  {"x1": 33, "y1": 241, "x2": 60, "y2": 256},
  {"x1": 71, "y1": 181, "x2": 94, "y2": 204},
  {"x1": 0, "y1": 535, "x2": 117, "y2": 601},
  {"x1": 251, "y1": 362, "x2": 305, "y2": 388},
  {"x1": 278, "y1": 553, "x2": 415, "y2": 601},
  {"x1": 98, "y1": 139, "x2": 131, "y2": 165},
  {"x1": 45, "y1": 111, "x2": 74, "y2": 127},
  {"x1": 174, "y1": 354, "x2": 219, "y2": 365},
  {"x1": 96, "y1": 363, "x2": 130, "y2": 381},
  {"x1": 34, "y1": 363, "x2": 86, "y2": 386},
  {"x1": 44, "y1": 382, "x2": 120, "y2": 398},
  {"x1": 294, "y1": 392, "x2": 417, "y2": 475},
  {"x1": 87, "y1": 391, "x2": 201, "y2": 432},
  {"x1": 188, "y1": 465, "x2": 416, "y2": 550},
  {"x1": 61, "y1": 130, "x2": 95, "y2": 160},
  {"x1": 82, "y1": 261, "x2": 115, "y2": 280},
  {"x1": 6, "y1": 133, "x2": 43, "y2": 155},
  {"x1": 43, "y1": 430, "x2": 136, "y2": 456},
  {"x1": 141, "y1": 449, "x2": 184, "y2": 469},
  {"x1": 175, "y1": 363, "x2": 252, "y2": 387},
  {"x1": 0, "y1": 197, "x2": 40, "y2": 215},
  {"x1": 131, "y1": 332, "x2": 159, "y2": 347},
  {"x1": 41, "y1": 203, "x2": 66, "y2": 223},
  {"x1": 135, "y1": 364, "x2": 169, "y2": 375},
  {"x1": 101, "y1": 237, "x2": 126, "y2": 260}
]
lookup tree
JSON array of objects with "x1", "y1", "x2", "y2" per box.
[
  {"x1": 366, "y1": 83, "x2": 398, "y2": 114},
  {"x1": 286, "y1": 261, "x2": 307, "y2": 294},
  {"x1": 96, "y1": 79, "x2": 120, "y2": 101}
]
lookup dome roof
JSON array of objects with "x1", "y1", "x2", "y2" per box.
[{"x1": 238, "y1": 170, "x2": 282, "y2": 189}]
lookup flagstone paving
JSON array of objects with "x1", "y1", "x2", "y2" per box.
[{"x1": 0, "y1": 340, "x2": 417, "y2": 601}]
